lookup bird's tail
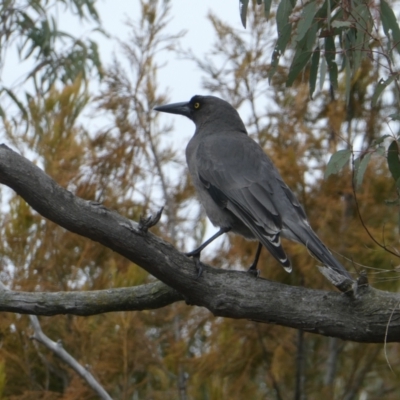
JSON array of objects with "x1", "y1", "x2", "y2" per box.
[{"x1": 299, "y1": 228, "x2": 353, "y2": 280}]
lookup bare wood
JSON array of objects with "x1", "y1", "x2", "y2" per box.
[{"x1": 1, "y1": 143, "x2": 400, "y2": 343}]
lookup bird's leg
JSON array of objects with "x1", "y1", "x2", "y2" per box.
[
  {"x1": 186, "y1": 227, "x2": 231, "y2": 278},
  {"x1": 247, "y1": 242, "x2": 262, "y2": 277}
]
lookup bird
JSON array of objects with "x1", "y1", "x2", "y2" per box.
[{"x1": 154, "y1": 95, "x2": 353, "y2": 280}]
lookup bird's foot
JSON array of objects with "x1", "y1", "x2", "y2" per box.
[
  {"x1": 138, "y1": 207, "x2": 164, "y2": 233},
  {"x1": 120, "y1": 207, "x2": 164, "y2": 234},
  {"x1": 185, "y1": 250, "x2": 203, "y2": 278},
  {"x1": 247, "y1": 265, "x2": 260, "y2": 278}
]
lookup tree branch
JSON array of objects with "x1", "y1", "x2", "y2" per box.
[
  {"x1": 1, "y1": 143, "x2": 400, "y2": 343},
  {"x1": 29, "y1": 315, "x2": 113, "y2": 400},
  {"x1": 0, "y1": 281, "x2": 183, "y2": 316},
  {"x1": 0, "y1": 281, "x2": 113, "y2": 400}
]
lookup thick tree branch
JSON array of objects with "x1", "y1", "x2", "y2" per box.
[{"x1": 1, "y1": 143, "x2": 400, "y2": 343}]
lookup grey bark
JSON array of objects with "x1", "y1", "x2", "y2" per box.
[
  {"x1": 0, "y1": 281, "x2": 183, "y2": 315},
  {"x1": 1, "y1": 143, "x2": 400, "y2": 343}
]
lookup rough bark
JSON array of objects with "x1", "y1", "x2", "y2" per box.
[{"x1": 1, "y1": 143, "x2": 400, "y2": 343}]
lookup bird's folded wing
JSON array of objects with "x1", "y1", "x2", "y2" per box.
[{"x1": 196, "y1": 135, "x2": 292, "y2": 270}]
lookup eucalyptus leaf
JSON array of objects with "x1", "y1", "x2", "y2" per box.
[
  {"x1": 239, "y1": 0, "x2": 249, "y2": 28},
  {"x1": 264, "y1": 0, "x2": 273, "y2": 19},
  {"x1": 371, "y1": 76, "x2": 395, "y2": 107},
  {"x1": 325, "y1": 149, "x2": 352, "y2": 179},
  {"x1": 325, "y1": 36, "x2": 338, "y2": 89},
  {"x1": 387, "y1": 140, "x2": 400, "y2": 183},
  {"x1": 354, "y1": 153, "x2": 372, "y2": 189},
  {"x1": 309, "y1": 47, "x2": 320, "y2": 98},
  {"x1": 296, "y1": 1, "x2": 316, "y2": 42}
]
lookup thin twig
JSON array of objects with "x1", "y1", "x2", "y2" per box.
[{"x1": 0, "y1": 281, "x2": 113, "y2": 400}]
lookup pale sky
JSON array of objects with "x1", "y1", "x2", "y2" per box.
[
  {"x1": 92, "y1": 1, "x2": 244, "y2": 138},
  {"x1": 95, "y1": 1, "x2": 241, "y2": 99}
]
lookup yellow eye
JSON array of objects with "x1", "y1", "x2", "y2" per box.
[{"x1": 194, "y1": 102, "x2": 200, "y2": 109}]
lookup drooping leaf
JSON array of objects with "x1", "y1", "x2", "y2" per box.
[
  {"x1": 264, "y1": 0, "x2": 273, "y2": 19},
  {"x1": 381, "y1": 0, "x2": 400, "y2": 55},
  {"x1": 387, "y1": 140, "x2": 400, "y2": 183},
  {"x1": 296, "y1": 1, "x2": 316, "y2": 42},
  {"x1": 349, "y1": 2, "x2": 372, "y2": 74},
  {"x1": 239, "y1": 0, "x2": 249, "y2": 28},
  {"x1": 269, "y1": 23, "x2": 292, "y2": 81},
  {"x1": 331, "y1": 20, "x2": 352, "y2": 28},
  {"x1": 287, "y1": 23, "x2": 317, "y2": 86},
  {"x1": 389, "y1": 113, "x2": 400, "y2": 121},
  {"x1": 354, "y1": 152, "x2": 372, "y2": 189},
  {"x1": 372, "y1": 134, "x2": 391, "y2": 145},
  {"x1": 2, "y1": 88, "x2": 28, "y2": 119},
  {"x1": 371, "y1": 76, "x2": 395, "y2": 107},
  {"x1": 319, "y1": 54, "x2": 327, "y2": 89},
  {"x1": 324, "y1": 149, "x2": 352, "y2": 179},
  {"x1": 324, "y1": 36, "x2": 338, "y2": 89},
  {"x1": 309, "y1": 46, "x2": 320, "y2": 98},
  {"x1": 269, "y1": 0, "x2": 296, "y2": 81},
  {"x1": 276, "y1": 0, "x2": 295, "y2": 31},
  {"x1": 344, "y1": 56, "x2": 351, "y2": 105},
  {"x1": 376, "y1": 145, "x2": 386, "y2": 156}
]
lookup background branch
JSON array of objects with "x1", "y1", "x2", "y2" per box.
[
  {"x1": 0, "y1": 281, "x2": 113, "y2": 400},
  {"x1": 0, "y1": 281, "x2": 183, "y2": 315}
]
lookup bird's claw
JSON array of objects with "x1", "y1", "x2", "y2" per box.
[
  {"x1": 138, "y1": 207, "x2": 164, "y2": 233},
  {"x1": 247, "y1": 265, "x2": 260, "y2": 278},
  {"x1": 185, "y1": 251, "x2": 203, "y2": 278}
]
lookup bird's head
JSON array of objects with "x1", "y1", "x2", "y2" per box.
[{"x1": 154, "y1": 95, "x2": 247, "y2": 133}]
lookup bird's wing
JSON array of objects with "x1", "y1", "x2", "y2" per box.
[{"x1": 196, "y1": 133, "x2": 293, "y2": 270}]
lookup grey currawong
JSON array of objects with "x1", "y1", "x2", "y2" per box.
[{"x1": 154, "y1": 95, "x2": 352, "y2": 280}]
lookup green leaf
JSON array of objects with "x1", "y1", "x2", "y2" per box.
[
  {"x1": 353, "y1": 2, "x2": 372, "y2": 73},
  {"x1": 269, "y1": 23, "x2": 292, "y2": 81},
  {"x1": 276, "y1": 0, "x2": 295, "y2": 32},
  {"x1": 326, "y1": 0, "x2": 331, "y2": 29},
  {"x1": 385, "y1": 198, "x2": 400, "y2": 206},
  {"x1": 287, "y1": 23, "x2": 317, "y2": 86},
  {"x1": 376, "y1": 145, "x2": 386, "y2": 156},
  {"x1": 397, "y1": 209, "x2": 400, "y2": 230},
  {"x1": 239, "y1": 0, "x2": 249, "y2": 28},
  {"x1": 387, "y1": 140, "x2": 400, "y2": 183},
  {"x1": 344, "y1": 56, "x2": 351, "y2": 105},
  {"x1": 264, "y1": 0, "x2": 273, "y2": 19},
  {"x1": 354, "y1": 153, "x2": 372, "y2": 189},
  {"x1": 269, "y1": 0, "x2": 296, "y2": 81},
  {"x1": 324, "y1": 36, "x2": 338, "y2": 89},
  {"x1": 331, "y1": 20, "x2": 353, "y2": 28},
  {"x1": 389, "y1": 112, "x2": 400, "y2": 121},
  {"x1": 372, "y1": 134, "x2": 391, "y2": 146},
  {"x1": 2, "y1": 88, "x2": 28, "y2": 119},
  {"x1": 309, "y1": 47, "x2": 320, "y2": 98},
  {"x1": 325, "y1": 149, "x2": 352, "y2": 179},
  {"x1": 319, "y1": 54, "x2": 327, "y2": 89},
  {"x1": 371, "y1": 76, "x2": 395, "y2": 107},
  {"x1": 381, "y1": 0, "x2": 400, "y2": 55},
  {"x1": 296, "y1": 1, "x2": 316, "y2": 42}
]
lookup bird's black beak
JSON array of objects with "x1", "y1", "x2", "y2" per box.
[{"x1": 154, "y1": 101, "x2": 191, "y2": 118}]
